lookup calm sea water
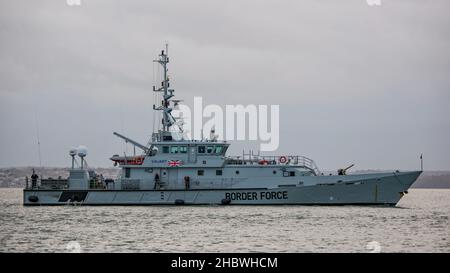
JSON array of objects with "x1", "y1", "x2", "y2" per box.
[{"x1": 0, "y1": 188, "x2": 448, "y2": 253}]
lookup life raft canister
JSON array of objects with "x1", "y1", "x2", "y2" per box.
[
  {"x1": 258, "y1": 160, "x2": 269, "y2": 165},
  {"x1": 279, "y1": 156, "x2": 287, "y2": 164},
  {"x1": 175, "y1": 199, "x2": 185, "y2": 205},
  {"x1": 28, "y1": 195, "x2": 39, "y2": 202},
  {"x1": 221, "y1": 198, "x2": 231, "y2": 205}
]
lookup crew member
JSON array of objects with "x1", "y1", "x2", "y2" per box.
[
  {"x1": 184, "y1": 176, "x2": 190, "y2": 190},
  {"x1": 154, "y1": 173, "x2": 160, "y2": 189},
  {"x1": 31, "y1": 168, "x2": 38, "y2": 188}
]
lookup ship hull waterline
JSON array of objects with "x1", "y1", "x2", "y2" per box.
[{"x1": 23, "y1": 171, "x2": 421, "y2": 206}]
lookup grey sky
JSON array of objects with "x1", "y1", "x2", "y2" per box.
[{"x1": 0, "y1": 0, "x2": 449, "y2": 171}]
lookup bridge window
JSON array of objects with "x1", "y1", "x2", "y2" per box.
[
  {"x1": 215, "y1": 146, "x2": 223, "y2": 154},
  {"x1": 170, "y1": 146, "x2": 178, "y2": 153},
  {"x1": 290, "y1": 171, "x2": 295, "y2": 176},
  {"x1": 198, "y1": 146, "x2": 205, "y2": 153},
  {"x1": 216, "y1": 170, "x2": 223, "y2": 176},
  {"x1": 162, "y1": 146, "x2": 169, "y2": 153},
  {"x1": 207, "y1": 146, "x2": 214, "y2": 153},
  {"x1": 125, "y1": 168, "x2": 130, "y2": 178},
  {"x1": 197, "y1": 170, "x2": 204, "y2": 176},
  {"x1": 180, "y1": 146, "x2": 187, "y2": 153}
]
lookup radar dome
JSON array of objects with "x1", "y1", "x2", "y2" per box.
[
  {"x1": 69, "y1": 148, "x2": 77, "y2": 156},
  {"x1": 77, "y1": 145, "x2": 88, "y2": 157}
]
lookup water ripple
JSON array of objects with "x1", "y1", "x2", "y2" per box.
[{"x1": 0, "y1": 189, "x2": 449, "y2": 252}]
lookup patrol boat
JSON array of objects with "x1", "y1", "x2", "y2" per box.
[{"x1": 23, "y1": 46, "x2": 422, "y2": 206}]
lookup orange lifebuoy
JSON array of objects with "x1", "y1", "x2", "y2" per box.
[{"x1": 279, "y1": 156, "x2": 287, "y2": 164}]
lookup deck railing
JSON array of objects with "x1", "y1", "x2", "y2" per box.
[{"x1": 225, "y1": 155, "x2": 320, "y2": 175}]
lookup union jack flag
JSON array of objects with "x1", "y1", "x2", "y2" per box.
[{"x1": 168, "y1": 160, "x2": 183, "y2": 167}]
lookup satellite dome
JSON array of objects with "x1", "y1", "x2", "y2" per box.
[
  {"x1": 77, "y1": 145, "x2": 88, "y2": 157},
  {"x1": 69, "y1": 148, "x2": 77, "y2": 156}
]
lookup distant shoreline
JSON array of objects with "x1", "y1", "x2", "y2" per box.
[{"x1": 1, "y1": 167, "x2": 449, "y2": 189}]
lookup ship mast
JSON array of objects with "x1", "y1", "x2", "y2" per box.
[{"x1": 153, "y1": 44, "x2": 175, "y2": 132}]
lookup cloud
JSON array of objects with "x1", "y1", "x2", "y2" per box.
[{"x1": 0, "y1": 0, "x2": 449, "y2": 170}]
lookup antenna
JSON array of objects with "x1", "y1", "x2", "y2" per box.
[
  {"x1": 152, "y1": 44, "x2": 177, "y2": 132},
  {"x1": 209, "y1": 126, "x2": 218, "y2": 142},
  {"x1": 420, "y1": 154, "x2": 423, "y2": 171},
  {"x1": 33, "y1": 105, "x2": 42, "y2": 170}
]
